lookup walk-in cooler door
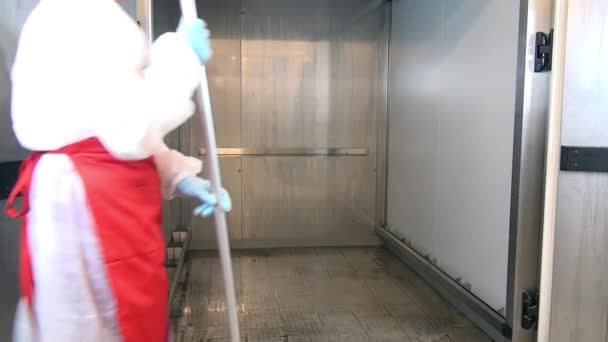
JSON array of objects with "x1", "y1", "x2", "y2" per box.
[{"x1": 382, "y1": 0, "x2": 554, "y2": 340}]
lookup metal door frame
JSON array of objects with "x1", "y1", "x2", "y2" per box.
[{"x1": 505, "y1": 0, "x2": 556, "y2": 340}]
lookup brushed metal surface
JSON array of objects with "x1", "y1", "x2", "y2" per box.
[
  {"x1": 548, "y1": 0, "x2": 608, "y2": 340},
  {"x1": 241, "y1": 0, "x2": 380, "y2": 150},
  {"x1": 0, "y1": 1, "x2": 38, "y2": 337},
  {"x1": 375, "y1": 2, "x2": 390, "y2": 228},
  {"x1": 505, "y1": 0, "x2": 553, "y2": 339},
  {"x1": 188, "y1": 0, "x2": 242, "y2": 149},
  {"x1": 386, "y1": 0, "x2": 521, "y2": 310},
  {"x1": 200, "y1": 148, "x2": 369, "y2": 156},
  {"x1": 241, "y1": 156, "x2": 377, "y2": 243},
  {"x1": 235, "y1": 0, "x2": 383, "y2": 244},
  {"x1": 179, "y1": 0, "x2": 384, "y2": 246}
]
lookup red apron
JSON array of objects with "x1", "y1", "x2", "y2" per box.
[{"x1": 6, "y1": 138, "x2": 168, "y2": 342}]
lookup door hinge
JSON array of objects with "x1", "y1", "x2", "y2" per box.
[
  {"x1": 534, "y1": 30, "x2": 554, "y2": 72},
  {"x1": 0, "y1": 161, "x2": 21, "y2": 201},
  {"x1": 522, "y1": 291, "x2": 539, "y2": 329}
]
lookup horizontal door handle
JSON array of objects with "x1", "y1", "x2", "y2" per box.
[{"x1": 199, "y1": 148, "x2": 368, "y2": 156}]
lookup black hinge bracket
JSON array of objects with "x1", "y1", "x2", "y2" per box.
[
  {"x1": 522, "y1": 291, "x2": 539, "y2": 330},
  {"x1": 561, "y1": 146, "x2": 608, "y2": 172},
  {"x1": 0, "y1": 161, "x2": 22, "y2": 201},
  {"x1": 534, "y1": 29, "x2": 554, "y2": 72},
  {"x1": 501, "y1": 323, "x2": 513, "y2": 339}
]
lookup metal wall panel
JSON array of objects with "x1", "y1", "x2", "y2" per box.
[
  {"x1": 241, "y1": 156, "x2": 377, "y2": 244},
  {"x1": 185, "y1": 0, "x2": 385, "y2": 247},
  {"x1": 238, "y1": 0, "x2": 383, "y2": 245},
  {"x1": 386, "y1": 0, "x2": 522, "y2": 311},
  {"x1": 241, "y1": 0, "x2": 380, "y2": 150},
  {"x1": 0, "y1": 0, "x2": 38, "y2": 337},
  {"x1": 375, "y1": 2, "x2": 390, "y2": 228},
  {"x1": 549, "y1": 0, "x2": 608, "y2": 340},
  {"x1": 190, "y1": 0, "x2": 243, "y2": 149},
  {"x1": 0, "y1": 0, "x2": 32, "y2": 162}
]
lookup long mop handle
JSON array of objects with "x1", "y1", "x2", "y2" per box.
[{"x1": 179, "y1": 2, "x2": 241, "y2": 341}]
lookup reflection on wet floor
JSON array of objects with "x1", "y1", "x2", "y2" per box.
[{"x1": 171, "y1": 247, "x2": 492, "y2": 342}]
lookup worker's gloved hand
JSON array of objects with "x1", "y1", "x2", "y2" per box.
[
  {"x1": 176, "y1": 176, "x2": 232, "y2": 217},
  {"x1": 178, "y1": 18, "x2": 213, "y2": 64}
]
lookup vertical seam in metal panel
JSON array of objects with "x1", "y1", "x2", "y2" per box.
[
  {"x1": 239, "y1": 0, "x2": 244, "y2": 240},
  {"x1": 538, "y1": 0, "x2": 569, "y2": 340},
  {"x1": 176, "y1": 0, "x2": 184, "y2": 229},
  {"x1": 373, "y1": 6, "x2": 380, "y2": 228},
  {"x1": 382, "y1": 1, "x2": 392, "y2": 227},
  {"x1": 505, "y1": 0, "x2": 531, "y2": 326}
]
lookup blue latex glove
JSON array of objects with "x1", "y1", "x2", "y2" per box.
[
  {"x1": 178, "y1": 18, "x2": 213, "y2": 64},
  {"x1": 176, "y1": 176, "x2": 232, "y2": 217}
]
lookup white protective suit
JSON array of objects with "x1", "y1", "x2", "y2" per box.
[
  {"x1": 12, "y1": 0, "x2": 202, "y2": 195},
  {"x1": 8, "y1": 0, "x2": 204, "y2": 341}
]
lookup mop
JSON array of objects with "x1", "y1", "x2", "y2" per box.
[{"x1": 179, "y1": 1, "x2": 241, "y2": 341}]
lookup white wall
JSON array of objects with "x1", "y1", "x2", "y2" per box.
[{"x1": 386, "y1": 0, "x2": 521, "y2": 311}]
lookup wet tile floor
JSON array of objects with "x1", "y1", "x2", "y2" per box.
[{"x1": 171, "y1": 247, "x2": 492, "y2": 342}]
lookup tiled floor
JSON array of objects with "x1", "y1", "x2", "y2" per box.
[{"x1": 171, "y1": 247, "x2": 492, "y2": 342}]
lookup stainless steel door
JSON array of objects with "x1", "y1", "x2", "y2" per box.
[
  {"x1": 188, "y1": 0, "x2": 387, "y2": 248},
  {"x1": 538, "y1": 0, "x2": 608, "y2": 340}
]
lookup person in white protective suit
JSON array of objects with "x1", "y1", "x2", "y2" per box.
[{"x1": 5, "y1": 0, "x2": 231, "y2": 341}]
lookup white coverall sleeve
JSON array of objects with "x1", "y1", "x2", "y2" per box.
[
  {"x1": 11, "y1": 0, "x2": 203, "y2": 198},
  {"x1": 143, "y1": 34, "x2": 204, "y2": 198},
  {"x1": 154, "y1": 142, "x2": 202, "y2": 199},
  {"x1": 93, "y1": 12, "x2": 205, "y2": 197},
  {"x1": 94, "y1": 30, "x2": 202, "y2": 161}
]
